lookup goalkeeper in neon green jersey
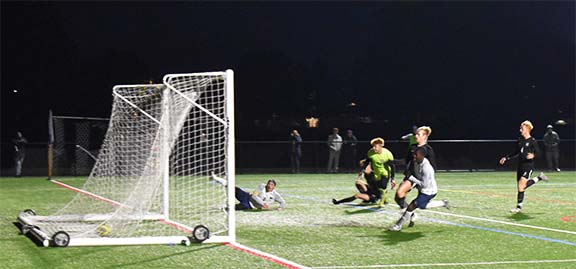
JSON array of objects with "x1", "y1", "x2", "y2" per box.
[{"x1": 332, "y1": 137, "x2": 396, "y2": 205}]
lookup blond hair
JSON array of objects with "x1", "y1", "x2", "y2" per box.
[
  {"x1": 521, "y1": 120, "x2": 533, "y2": 131},
  {"x1": 370, "y1": 137, "x2": 384, "y2": 146},
  {"x1": 417, "y1": 126, "x2": 432, "y2": 136}
]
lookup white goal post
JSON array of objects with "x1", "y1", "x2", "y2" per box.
[{"x1": 19, "y1": 70, "x2": 235, "y2": 247}]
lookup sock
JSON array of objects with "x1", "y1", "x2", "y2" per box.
[
  {"x1": 396, "y1": 197, "x2": 408, "y2": 209},
  {"x1": 333, "y1": 196, "x2": 355, "y2": 204},
  {"x1": 526, "y1": 179, "x2": 536, "y2": 188},
  {"x1": 396, "y1": 210, "x2": 413, "y2": 226},
  {"x1": 516, "y1": 191, "x2": 524, "y2": 208}
]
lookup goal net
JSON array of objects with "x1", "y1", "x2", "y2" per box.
[{"x1": 19, "y1": 70, "x2": 235, "y2": 247}]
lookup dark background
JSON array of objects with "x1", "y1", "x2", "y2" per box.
[{"x1": 1, "y1": 1, "x2": 574, "y2": 174}]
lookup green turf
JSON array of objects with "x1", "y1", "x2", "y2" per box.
[{"x1": 1, "y1": 172, "x2": 575, "y2": 268}]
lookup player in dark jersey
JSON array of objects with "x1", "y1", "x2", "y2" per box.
[
  {"x1": 499, "y1": 120, "x2": 548, "y2": 213},
  {"x1": 395, "y1": 126, "x2": 436, "y2": 210}
]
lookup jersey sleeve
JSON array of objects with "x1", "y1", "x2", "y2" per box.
[
  {"x1": 386, "y1": 150, "x2": 396, "y2": 179},
  {"x1": 506, "y1": 138, "x2": 521, "y2": 160},
  {"x1": 274, "y1": 191, "x2": 286, "y2": 209}
]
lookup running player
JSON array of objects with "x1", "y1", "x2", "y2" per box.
[
  {"x1": 389, "y1": 147, "x2": 449, "y2": 231},
  {"x1": 395, "y1": 126, "x2": 436, "y2": 209},
  {"x1": 499, "y1": 120, "x2": 548, "y2": 213},
  {"x1": 332, "y1": 137, "x2": 396, "y2": 205}
]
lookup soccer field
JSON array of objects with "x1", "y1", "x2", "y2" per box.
[{"x1": 1, "y1": 172, "x2": 575, "y2": 268}]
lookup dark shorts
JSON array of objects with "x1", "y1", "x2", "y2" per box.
[
  {"x1": 363, "y1": 173, "x2": 389, "y2": 202},
  {"x1": 235, "y1": 187, "x2": 253, "y2": 210},
  {"x1": 414, "y1": 193, "x2": 437, "y2": 209},
  {"x1": 516, "y1": 163, "x2": 534, "y2": 181}
]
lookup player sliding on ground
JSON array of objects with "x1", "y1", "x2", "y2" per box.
[
  {"x1": 211, "y1": 173, "x2": 286, "y2": 211},
  {"x1": 389, "y1": 147, "x2": 449, "y2": 231},
  {"x1": 499, "y1": 120, "x2": 548, "y2": 213},
  {"x1": 332, "y1": 137, "x2": 396, "y2": 206}
]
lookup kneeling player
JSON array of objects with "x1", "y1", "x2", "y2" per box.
[
  {"x1": 389, "y1": 147, "x2": 448, "y2": 231},
  {"x1": 332, "y1": 137, "x2": 396, "y2": 205}
]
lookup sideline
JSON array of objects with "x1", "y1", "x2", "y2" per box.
[{"x1": 226, "y1": 242, "x2": 309, "y2": 269}]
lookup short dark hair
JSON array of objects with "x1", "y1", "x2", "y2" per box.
[
  {"x1": 267, "y1": 179, "x2": 277, "y2": 186},
  {"x1": 414, "y1": 147, "x2": 426, "y2": 156}
]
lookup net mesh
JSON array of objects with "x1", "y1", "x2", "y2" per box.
[{"x1": 27, "y1": 72, "x2": 232, "y2": 243}]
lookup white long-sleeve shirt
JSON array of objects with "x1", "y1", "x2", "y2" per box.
[
  {"x1": 327, "y1": 134, "x2": 343, "y2": 151},
  {"x1": 250, "y1": 183, "x2": 286, "y2": 209},
  {"x1": 407, "y1": 158, "x2": 437, "y2": 195}
]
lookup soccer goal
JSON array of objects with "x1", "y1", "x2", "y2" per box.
[{"x1": 19, "y1": 70, "x2": 236, "y2": 247}]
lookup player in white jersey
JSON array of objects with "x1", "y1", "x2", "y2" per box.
[
  {"x1": 211, "y1": 173, "x2": 286, "y2": 210},
  {"x1": 389, "y1": 147, "x2": 449, "y2": 231}
]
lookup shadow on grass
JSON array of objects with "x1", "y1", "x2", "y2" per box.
[
  {"x1": 344, "y1": 207, "x2": 381, "y2": 215},
  {"x1": 505, "y1": 212, "x2": 540, "y2": 221},
  {"x1": 236, "y1": 209, "x2": 280, "y2": 213},
  {"x1": 102, "y1": 244, "x2": 223, "y2": 268},
  {"x1": 379, "y1": 230, "x2": 425, "y2": 245},
  {"x1": 12, "y1": 222, "x2": 47, "y2": 247}
]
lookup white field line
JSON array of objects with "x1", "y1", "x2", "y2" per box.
[
  {"x1": 226, "y1": 242, "x2": 309, "y2": 269},
  {"x1": 311, "y1": 259, "x2": 576, "y2": 268},
  {"x1": 421, "y1": 209, "x2": 576, "y2": 235}
]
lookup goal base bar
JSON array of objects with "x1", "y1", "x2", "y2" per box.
[
  {"x1": 67, "y1": 236, "x2": 191, "y2": 247},
  {"x1": 65, "y1": 235, "x2": 234, "y2": 247}
]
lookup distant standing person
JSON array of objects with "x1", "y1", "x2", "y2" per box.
[
  {"x1": 499, "y1": 120, "x2": 548, "y2": 213},
  {"x1": 543, "y1": 125, "x2": 560, "y2": 172},
  {"x1": 343, "y1": 129, "x2": 358, "y2": 172},
  {"x1": 290, "y1": 130, "x2": 302, "y2": 173},
  {"x1": 327, "y1": 128, "x2": 343, "y2": 173},
  {"x1": 12, "y1": 131, "x2": 28, "y2": 177}
]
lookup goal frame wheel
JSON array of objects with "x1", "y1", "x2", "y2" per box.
[
  {"x1": 52, "y1": 231, "x2": 70, "y2": 247},
  {"x1": 189, "y1": 225, "x2": 210, "y2": 243},
  {"x1": 23, "y1": 209, "x2": 36, "y2": 216}
]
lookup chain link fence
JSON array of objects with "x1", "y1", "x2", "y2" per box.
[{"x1": 2, "y1": 140, "x2": 573, "y2": 177}]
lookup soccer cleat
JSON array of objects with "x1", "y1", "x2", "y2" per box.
[
  {"x1": 443, "y1": 199, "x2": 451, "y2": 209},
  {"x1": 510, "y1": 207, "x2": 522, "y2": 213},
  {"x1": 332, "y1": 199, "x2": 339, "y2": 205},
  {"x1": 538, "y1": 172, "x2": 549, "y2": 182},
  {"x1": 389, "y1": 224, "x2": 402, "y2": 232}
]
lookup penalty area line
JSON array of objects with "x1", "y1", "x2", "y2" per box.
[
  {"x1": 310, "y1": 259, "x2": 576, "y2": 268},
  {"x1": 225, "y1": 242, "x2": 309, "y2": 269}
]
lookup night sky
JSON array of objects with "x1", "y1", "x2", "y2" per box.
[{"x1": 1, "y1": 1, "x2": 575, "y2": 143}]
